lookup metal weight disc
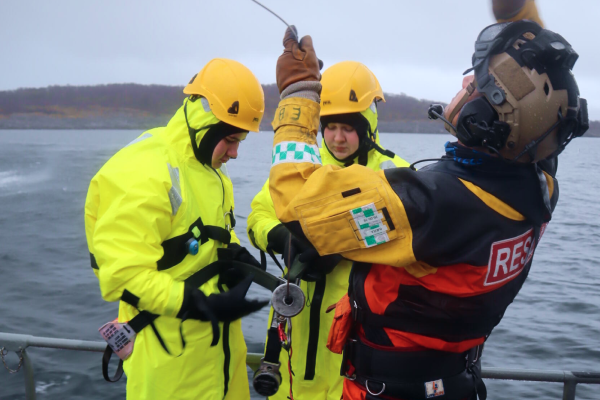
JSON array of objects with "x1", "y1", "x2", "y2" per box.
[{"x1": 271, "y1": 284, "x2": 305, "y2": 317}]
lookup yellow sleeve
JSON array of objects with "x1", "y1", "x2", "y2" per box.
[
  {"x1": 85, "y1": 150, "x2": 184, "y2": 318},
  {"x1": 230, "y1": 229, "x2": 241, "y2": 246},
  {"x1": 493, "y1": 0, "x2": 544, "y2": 27},
  {"x1": 392, "y1": 155, "x2": 410, "y2": 168},
  {"x1": 269, "y1": 98, "x2": 416, "y2": 268},
  {"x1": 247, "y1": 179, "x2": 282, "y2": 252}
]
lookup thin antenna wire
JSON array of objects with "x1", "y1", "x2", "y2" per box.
[{"x1": 251, "y1": 0, "x2": 298, "y2": 41}]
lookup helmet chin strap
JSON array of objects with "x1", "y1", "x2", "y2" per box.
[{"x1": 364, "y1": 129, "x2": 396, "y2": 159}]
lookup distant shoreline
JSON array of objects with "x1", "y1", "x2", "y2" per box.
[{"x1": 1, "y1": 83, "x2": 597, "y2": 136}]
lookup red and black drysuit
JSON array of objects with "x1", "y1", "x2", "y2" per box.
[{"x1": 269, "y1": 117, "x2": 558, "y2": 400}]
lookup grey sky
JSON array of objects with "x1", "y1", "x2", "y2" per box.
[{"x1": 2, "y1": 0, "x2": 598, "y2": 119}]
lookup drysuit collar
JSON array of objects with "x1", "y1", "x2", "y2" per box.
[
  {"x1": 183, "y1": 97, "x2": 245, "y2": 166},
  {"x1": 438, "y1": 141, "x2": 554, "y2": 225},
  {"x1": 444, "y1": 141, "x2": 499, "y2": 167}
]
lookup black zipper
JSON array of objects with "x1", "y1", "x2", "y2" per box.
[{"x1": 304, "y1": 277, "x2": 327, "y2": 380}]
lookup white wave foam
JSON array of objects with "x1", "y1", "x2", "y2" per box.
[
  {"x1": 0, "y1": 170, "x2": 20, "y2": 187},
  {"x1": 35, "y1": 374, "x2": 71, "y2": 394},
  {"x1": 0, "y1": 169, "x2": 53, "y2": 193}
]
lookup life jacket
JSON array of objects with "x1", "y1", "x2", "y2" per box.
[{"x1": 329, "y1": 144, "x2": 559, "y2": 400}]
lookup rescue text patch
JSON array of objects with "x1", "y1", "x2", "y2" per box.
[{"x1": 484, "y1": 225, "x2": 547, "y2": 286}]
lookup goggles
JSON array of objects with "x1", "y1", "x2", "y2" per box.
[{"x1": 467, "y1": 20, "x2": 543, "y2": 105}]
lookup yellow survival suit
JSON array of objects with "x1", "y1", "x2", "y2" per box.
[
  {"x1": 85, "y1": 59, "x2": 265, "y2": 400},
  {"x1": 247, "y1": 62, "x2": 409, "y2": 400}
]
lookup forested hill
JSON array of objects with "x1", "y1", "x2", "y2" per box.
[
  {"x1": 0, "y1": 83, "x2": 443, "y2": 132},
  {"x1": 0, "y1": 83, "x2": 597, "y2": 136}
]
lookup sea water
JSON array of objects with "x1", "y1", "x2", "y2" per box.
[{"x1": 0, "y1": 130, "x2": 598, "y2": 399}]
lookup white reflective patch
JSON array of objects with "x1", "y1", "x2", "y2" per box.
[
  {"x1": 125, "y1": 133, "x2": 152, "y2": 148},
  {"x1": 350, "y1": 203, "x2": 390, "y2": 247},
  {"x1": 200, "y1": 97, "x2": 211, "y2": 112},
  {"x1": 167, "y1": 164, "x2": 182, "y2": 215},
  {"x1": 379, "y1": 160, "x2": 396, "y2": 170},
  {"x1": 219, "y1": 163, "x2": 230, "y2": 178},
  {"x1": 271, "y1": 141, "x2": 322, "y2": 166},
  {"x1": 370, "y1": 101, "x2": 377, "y2": 114}
]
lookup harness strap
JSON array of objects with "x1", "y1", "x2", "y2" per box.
[
  {"x1": 127, "y1": 311, "x2": 159, "y2": 333},
  {"x1": 264, "y1": 324, "x2": 283, "y2": 365},
  {"x1": 344, "y1": 337, "x2": 486, "y2": 400},
  {"x1": 352, "y1": 307, "x2": 496, "y2": 342},
  {"x1": 202, "y1": 225, "x2": 231, "y2": 245},
  {"x1": 103, "y1": 259, "x2": 283, "y2": 382},
  {"x1": 265, "y1": 245, "x2": 285, "y2": 273},
  {"x1": 102, "y1": 345, "x2": 124, "y2": 382},
  {"x1": 157, "y1": 217, "x2": 231, "y2": 271},
  {"x1": 101, "y1": 261, "x2": 226, "y2": 383}
]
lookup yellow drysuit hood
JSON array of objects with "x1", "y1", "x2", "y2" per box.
[{"x1": 180, "y1": 96, "x2": 246, "y2": 166}]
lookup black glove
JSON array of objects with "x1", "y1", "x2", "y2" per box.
[
  {"x1": 267, "y1": 224, "x2": 291, "y2": 255},
  {"x1": 217, "y1": 243, "x2": 265, "y2": 288},
  {"x1": 283, "y1": 236, "x2": 342, "y2": 282},
  {"x1": 178, "y1": 275, "x2": 269, "y2": 345},
  {"x1": 206, "y1": 275, "x2": 268, "y2": 322}
]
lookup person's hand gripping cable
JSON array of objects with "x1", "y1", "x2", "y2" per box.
[{"x1": 276, "y1": 25, "x2": 323, "y2": 98}]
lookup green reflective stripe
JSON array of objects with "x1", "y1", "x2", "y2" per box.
[{"x1": 271, "y1": 141, "x2": 322, "y2": 166}]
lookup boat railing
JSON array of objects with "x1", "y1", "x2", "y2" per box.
[{"x1": 2, "y1": 331, "x2": 599, "y2": 400}]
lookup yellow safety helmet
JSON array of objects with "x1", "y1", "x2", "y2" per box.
[
  {"x1": 320, "y1": 61, "x2": 385, "y2": 116},
  {"x1": 184, "y1": 58, "x2": 265, "y2": 132}
]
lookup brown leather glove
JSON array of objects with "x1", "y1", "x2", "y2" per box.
[
  {"x1": 492, "y1": 0, "x2": 527, "y2": 20},
  {"x1": 276, "y1": 25, "x2": 323, "y2": 94}
]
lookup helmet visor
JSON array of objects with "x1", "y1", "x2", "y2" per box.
[{"x1": 477, "y1": 22, "x2": 512, "y2": 42}]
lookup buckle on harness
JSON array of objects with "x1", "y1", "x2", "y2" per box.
[
  {"x1": 466, "y1": 344, "x2": 484, "y2": 368},
  {"x1": 351, "y1": 300, "x2": 359, "y2": 321},
  {"x1": 223, "y1": 211, "x2": 233, "y2": 232},
  {"x1": 365, "y1": 379, "x2": 386, "y2": 397}
]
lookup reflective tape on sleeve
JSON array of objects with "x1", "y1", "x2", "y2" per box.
[
  {"x1": 271, "y1": 141, "x2": 322, "y2": 166},
  {"x1": 167, "y1": 164, "x2": 182, "y2": 215}
]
